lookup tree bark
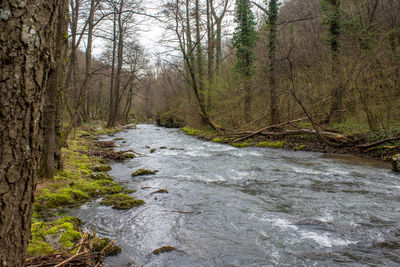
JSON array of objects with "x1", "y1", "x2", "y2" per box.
[
  {"x1": 39, "y1": 0, "x2": 69, "y2": 179},
  {"x1": 0, "y1": 0, "x2": 65, "y2": 265},
  {"x1": 268, "y1": 0, "x2": 280, "y2": 125}
]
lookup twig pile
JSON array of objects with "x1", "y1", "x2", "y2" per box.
[{"x1": 25, "y1": 232, "x2": 113, "y2": 267}]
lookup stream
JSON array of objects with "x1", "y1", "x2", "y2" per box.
[{"x1": 69, "y1": 124, "x2": 400, "y2": 266}]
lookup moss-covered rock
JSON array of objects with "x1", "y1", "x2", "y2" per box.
[
  {"x1": 28, "y1": 216, "x2": 82, "y2": 256},
  {"x1": 132, "y1": 168, "x2": 157, "y2": 177},
  {"x1": 100, "y1": 193, "x2": 145, "y2": 210},
  {"x1": 392, "y1": 154, "x2": 400, "y2": 173},
  {"x1": 150, "y1": 148, "x2": 156, "y2": 153},
  {"x1": 34, "y1": 189, "x2": 76, "y2": 211},
  {"x1": 122, "y1": 152, "x2": 136, "y2": 159},
  {"x1": 152, "y1": 246, "x2": 177, "y2": 255},
  {"x1": 159, "y1": 146, "x2": 167, "y2": 149},
  {"x1": 92, "y1": 164, "x2": 112, "y2": 172}
]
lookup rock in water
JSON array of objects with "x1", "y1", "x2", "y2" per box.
[
  {"x1": 123, "y1": 123, "x2": 137, "y2": 129},
  {"x1": 392, "y1": 154, "x2": 400, "y2": 173}
]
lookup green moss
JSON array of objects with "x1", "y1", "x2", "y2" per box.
[
  {"x1": 35, "y1": 189, "x2": 75, "y2": 211},
  {"x1": 28, "y1": 216, "x2": 82, "y2": 256},
  {"x1": 28, "y1": 239, "x2": 53, "y2": 256},
  {"x1": 159, "y1": 146, "x2": 168, "y2": 149},
  {"x1": 93, "y1": 127, "x2": 122, "y2": 136},
  {"x1": 150, "y1": 148, "x2": 156, "y2": 153},
  {"x1": 90, "y1": 172, "x2": 112, "y2": 180},
  {"x1": 182, "y1": 127, "x2": 199, "y2": 135},
  {"x1": 256, "y1": 141, "x2": 285, "y2": 148},
  {"x1": 211, "y1": 137, "x2": 225, "y2": 143},
  {"x1": 92, "y1": 164, "x2": 112, "y2": 172},
  {"x1": 231, "y1": 142, "x2": 250, "y2": 148},
  {"x1": 74, "y1": 180, "x2": 102, "y2": 197},
  {"x1": 124, "y1": 189, "x2": 136, "y2": 194},
  {"x1": 122, "y1": 152, "x2": 136, "y2": 159},
  {"x1": 97, "y1": 180, "x2": 124, "y2": 195},
  {"x1": 132, "y1": 168, "x2": 157, "y2": 177},
  {"x1": 59, "y1": 188, "x2": 89, "y2": 201},
  {"x1": 295, "y1": 144, "x2": 306, "y2": 151},
  {"x1": 152, "y1": 246, "x2": 177, "y2": 255},
  {"x1": 100, "y1": 193, "x2": 145, "y2": 210}
]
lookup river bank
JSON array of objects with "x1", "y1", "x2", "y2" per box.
[
  {"x1": 26, "y1": 123, "x2": 144, "y2": 266},
  {"x1": 179, "y1": 125, "x2": 400, "y2": 168}
]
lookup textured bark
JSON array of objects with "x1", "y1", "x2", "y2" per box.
[
  {"x1": 206, "y1": 0, "x2": 214, "y2": 113},
  {"x1": 0, "y1": 0, "x2": 63, "y2": 266},
  {"x1": 39, "y1": 0, "x2": 69, "y2": 179},
  {"x1": 107, "y1": 7, "x2": 118, "y2": 128}
]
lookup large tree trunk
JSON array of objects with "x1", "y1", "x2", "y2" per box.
[
  {"x1": 206, "y1": 0, "x2": 215, "y2": 114},
  {"x1": 0, "y1": 0, "x2": 65, "y2": 265},
  {"x1": 268, "y1": 0, "x2": 280, "y2": 125},
  {"x1": 111, "y1": 1, "x2": 125, "y2": 128},
  {"x1": 39, "y1": 0, "x2": 69, "y2": 179},
  {"x1": 107, "y1": 8, "x2": 118, "y2": 128}
]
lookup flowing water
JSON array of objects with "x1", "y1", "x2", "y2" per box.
[{"x1": 69, "y1": 124, "x2": 400, "y2": 266}]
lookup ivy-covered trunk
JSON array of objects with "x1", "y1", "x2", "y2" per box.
[
  {"x1": 321, "y1": 0, "x2": 343, "y2": 123},
  {"x1": 268, "y1": 0, "x2": 280, "y2": 125}
]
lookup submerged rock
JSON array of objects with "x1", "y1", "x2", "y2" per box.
[
  {"x1": 152, "y1": 246, "x2": 176, "y2": 255},
  {"x1": 392, "y1": 154, "x2": 400, "y2": 173},
  {"x1": 132, "y1": 169, "x2": 157, "y2": 177},
  {"x1": 150, "y1": 148, "x2": 157, "y2": 153}
]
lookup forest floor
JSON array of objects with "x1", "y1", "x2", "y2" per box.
[{"x1": 26, "y1": 123, "x2": 143, "y2": 267}]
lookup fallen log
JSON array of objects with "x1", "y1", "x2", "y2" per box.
[
  {"x1": 356, "y1": 135, "x2": 400, "y2": 149},
  {"x1": 232, "y1": 117, "x2": 308, "y2": 143}
]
